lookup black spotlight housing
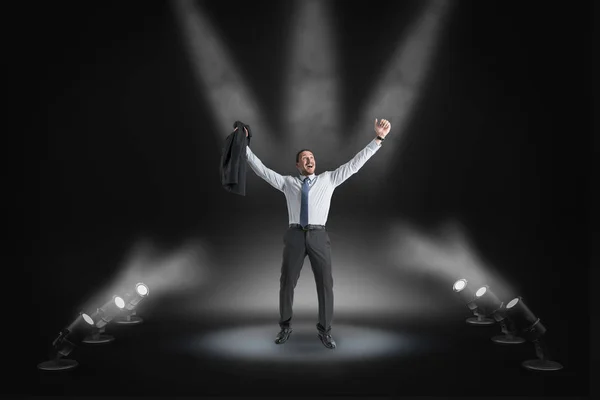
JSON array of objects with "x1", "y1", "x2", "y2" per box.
[
  {"x1": 452, "y1": 279, "x2": 494, "y2": 325},
  {"x1": 114, "y1": 282, "x2": 150, "y2": 325},
  {"x1": 37, "y1": 312, "x2": 95, "y2": 371},
  {"x1": 505, "y1": 296, "x2": 563, "y2": 371},
  {"x1": 82, "y1": 295, "x2": 126, "y2": 344},
  {"x1": 473, "y1": 285, "x2": 525, "y2": 345}
]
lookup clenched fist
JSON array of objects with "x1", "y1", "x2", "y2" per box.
[
  {"x1": 374, "y1": 118, "x2": 391, "y2": 138},
  {"x1": 233, "y1": 126, "x2": 249, "y2": 137}
]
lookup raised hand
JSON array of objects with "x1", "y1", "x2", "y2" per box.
[{"x1": 374, "y1": 118, "x2": 391, "y2": 138}]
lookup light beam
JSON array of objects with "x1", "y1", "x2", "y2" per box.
[
  {"x1": 347, "y1": 0, "x2": 453, "y2": 190},
  {"x1": 283, "y1": 0, "x2": 341, "y2": 157},
  {"x1": 81, "y1": 237, "x2": 210, "y2": 313},
  {"x1": 172, "y1": 0, "x2": 278, "y2": 164},
  {"x1": 385, "y1": 218, "x2": 515, "y2": 302}
]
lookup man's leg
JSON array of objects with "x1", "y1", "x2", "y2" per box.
[
  {"x1": 279, "y1": 228, "x2": 307, "y2": 329},
  {"x1": 306, "y1": 230, "x2": 334, "y2": 337}
]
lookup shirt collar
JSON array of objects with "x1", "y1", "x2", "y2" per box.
[{"x1": 299, "y1": 173, "x2": 316, "y2": 182}]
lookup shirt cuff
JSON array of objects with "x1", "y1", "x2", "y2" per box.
[{"x1": 368, "y1": 139, "x2": 382, "y2": 150}]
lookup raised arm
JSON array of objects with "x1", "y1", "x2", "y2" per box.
[
  {"x1": 232, "y1": 125, "x2": 285, "y2": 192},
  {"x1": 246, "y1": 146, "x2": 286, "y2": 192},
  {"x1": 329, "y1": 118, "x2": 391, "y2": 187}
]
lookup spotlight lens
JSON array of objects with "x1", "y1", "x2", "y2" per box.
[
  {"x1": 82, "y1": 313, "x2": 94, "y2": 325},
  {"x1": 506, "y1": 298, "x2": 519, "y2": 309},
  {"x1": 114, "y1": 296, "x2": 125, "y2": 309},
  {"x1": 475, "y1": 287, "x2": 487, "y2": 297},
  {"x1": 136, "y1": 283, "x2": 149, "y2": 296},
  {"x1": 453, "y1": 279, "x2": 466, "y2": 292}
]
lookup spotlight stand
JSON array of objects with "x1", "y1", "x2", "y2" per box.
[
  {"x1": 37, "y1": 313, "x2": 94, "y2": 371},
  {"x1": 37, "y1": 352, "x2": 79, "y2": 371},
  {"x1": 505, "y1": 297, "x2": 563, "y2": 371},
  {"x1": 113, "y1": 310, "x2": 144, "y2": 325},
  {"x1": 522, "y1": 326, "x2": 563, "y2": 371},
  {"x1": 466, "y1": 310, "x2": 494, "y2": 325},
  {"x1": 491, "y1": 319, "x2": 525, "y2": 344},
  {"x1": 37, "y1": 331, "x2": 79, "y2": 371},
  {"x1": 82, "y1": 326, "x2": 115, "y2": 345},
  {"x1": 453, "y1": 279, "x2": 493, "y2": 325}
]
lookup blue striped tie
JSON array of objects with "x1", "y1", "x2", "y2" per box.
[{"x1": 300, "y1": 177, "x2": 310, "y2": 228}]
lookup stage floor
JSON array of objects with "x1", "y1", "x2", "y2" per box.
[{"x1": 33, "y1": 309, "x2": 584, "y2": 397}]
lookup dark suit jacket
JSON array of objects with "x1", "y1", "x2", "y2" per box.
[{"x1": 220, "y1": 121, "x2": 252, "y2": 196}]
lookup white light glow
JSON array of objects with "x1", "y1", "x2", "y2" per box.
[
  {"x1": 114, "y1": 296, "x2": 125, "y2": 309},
  {"x1": 136, "y1": 283, "x2": 149, "y2": 297},
  {"x1": 178, "y1": 322, "x2": 430, "y2": 363},
  {"x1": 82, "y1": 313, "x2": 94, "y2": 325},
  {"x1": 346, "y1": 0, "x2": 453, "y2": 190},
  {"x1": 183, "y1": 228, "x2": 437, "y2": 319},
  {"x1": 386, "y1": 219, "x2": 514, "y2": 302},
  {"x1": 284, "y1": 0, "x2": 340, "y2": 155},
  {"x1": 506, "y1": 298, "x2": 519, "y2": 309},
  {"x1": 172, "y1": 0, "x2": 278, "y2": 166},
  {"x1": 81, "y1": 237, "x2": 210, "y2": 314},
  {"x1": 453, "y1": 279, "x2": 466, "y2": 292},
  {"x1": 115, "y1": 238, "x2": 209, "y2": 298},
  {"x1": 475, "y1": 287, "x2": 487, "y2": 297}
]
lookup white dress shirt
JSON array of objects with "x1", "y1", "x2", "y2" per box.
[{"x1": 246, "y1": 140, "x2": 381, "y2": 226}]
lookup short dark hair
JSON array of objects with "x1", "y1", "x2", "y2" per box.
[{"x1": 296, "y1": 149, "x2": 313, "y2": 163}]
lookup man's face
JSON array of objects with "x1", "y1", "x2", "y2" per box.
[{"x1": 296, "y1": 151, "x2": 316, "y2": 176}]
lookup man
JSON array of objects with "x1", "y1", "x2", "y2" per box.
[{"x1": 238, "y1": 118, "x2": 391, "y2": 349}]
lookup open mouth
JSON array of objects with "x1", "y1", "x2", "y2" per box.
[{"x1": 307, "y1": 165, "x2": 313, "y2": 168}]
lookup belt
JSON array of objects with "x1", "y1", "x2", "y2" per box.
[{"x1": 289, "y1": 224, "x2": 326, "y2": 231}]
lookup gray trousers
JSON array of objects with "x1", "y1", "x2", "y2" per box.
[{"x1": 279, "y1": 227, "x2": 333, "y2": 333}]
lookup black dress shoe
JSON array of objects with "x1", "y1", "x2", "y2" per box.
[
  {"x1": 275, "y1": 327, "x2": 292, "y2": 344},
  {"x1": 317, "y1": 332, "x2": 336, "y2": 349}
]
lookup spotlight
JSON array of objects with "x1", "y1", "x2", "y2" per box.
[
  {"x1": 472, "y1": 285, "x2": 525, "y2": 345},
  {"x1": 505, "y1": 296, "x2": 563, "y2": 371},
  {"x1": 37, "y1": 312, "x2": 94, "y2": 371},
  {"x1": 82, "y1": 295, "x2": 126, "y2": 344},
  {"x1": 452, "y1": 279, "x2": 494, "y2": 325},
  {"x1": 114, "y1": 282, "x2": 150, "y2": 325}
]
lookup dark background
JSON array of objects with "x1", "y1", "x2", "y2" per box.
[{"x1": 21, "y1": 0, "x2": 593, "y2": 398}]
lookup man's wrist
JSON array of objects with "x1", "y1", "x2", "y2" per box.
[{"x1": 375, "y1": 135, "x2": 385, "y2": 145}]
